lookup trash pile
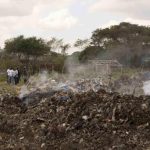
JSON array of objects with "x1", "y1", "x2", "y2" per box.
[
  {"x1": 19, "y1": 77, "x2": 109, "y2": 106},
  {"x1": 1, "y1": 89, "x2": 150, "y2": 149},
  {"x1": 113, "y1": 75, "x2": 144, "y2": 95}
]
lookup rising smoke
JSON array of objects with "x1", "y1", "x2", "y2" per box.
[{"x1": 143, "y1": 80, "x2": 150, "y2": 95}]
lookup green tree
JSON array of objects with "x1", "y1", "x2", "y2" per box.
[
  {"x1": 79, "y1": 22, "x2": 150, "y2": 66},
  {"x1": 5, "y1": 35, "x2": 49, "y2": 57}
]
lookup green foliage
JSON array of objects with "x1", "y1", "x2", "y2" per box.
[
  {"x1": 79, "y1": 22, "x2": 150, "y2": 67},
  {"x1": 69, "y1": 51, "x2": 80, "y2": 63},
  {"x1": 79, "y1": 46, "x2": 104, "y2": 63},
  {"x1": 0, "y1": 74, "x2": 6, "y2": 82},
  {"x1": 74, "y1": 39, "x2": 89, "y2": 50},
  {"x1": 0, "y1": 56, "x2": 23, "y2": 71},
  {"x1": 5, "y1": 35, "x2": 49, "y2": 57},
  {"x1": 91, "y1": 22, "x2": 150, "y2": 49}
]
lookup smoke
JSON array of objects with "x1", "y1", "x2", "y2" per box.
[
  {"x1": 18, "y1": 69, "x2": 108, "y2": 102},
  {"x1": 19, "y1": 85, "x2": 30, "y2": 99},
  {"x1": 143, "y1": 80, "x2": 150, "y2": 95},
  {"x1": 18, "y1": 57, "x2": 150, "y2": 107},
  {"x1": 64, "y1": 55, "x2": 109, "y2": 80},
  {"x1": 19, "y1": 71, "x2": 51, "y2": 98}
]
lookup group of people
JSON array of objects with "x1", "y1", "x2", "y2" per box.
[{"x1": 7, "y1": 68, "x2": 20, "y2": 85}]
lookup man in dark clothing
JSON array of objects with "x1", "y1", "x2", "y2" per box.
[{"x1": 15, "y1": 68, "x2": 21, "y2": 84}]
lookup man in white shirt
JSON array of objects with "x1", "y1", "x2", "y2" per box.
[
  {"x1": 11, "y1": 69, "x2": 17, "y2": 85},
  {"x1": 7, "y1": 68, "x2": 11, "y2": 84},
  {"x1": 7, "y1": 68, "x2": 15, "y2": 85}
]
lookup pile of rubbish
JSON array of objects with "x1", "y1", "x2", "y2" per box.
[
  {"x1": 1, "y1": 89, "x2": 150, "y2": 149},
  {"x1": 19, "y1": 77, "x2": 109, "y2": 106},
  {"x1": 18, "y1": 71, "x2": 148, "y2": 98},
  {"x1": 113, "y1": 74, "x2": 144, "y2": 95}
]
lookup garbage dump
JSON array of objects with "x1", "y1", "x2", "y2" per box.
[
  {"x1": 112, "y1": 75, "x2": 144, "y2": 95},
  {"x1": 19, "y1": 77, "x2": 109, "y2": 106},
  {"x1": 1, "y1": 70, "x2": 150, "y2": 149},
  {"x1": 1, "y1": 87, "x2": 150, "y2": 149}
]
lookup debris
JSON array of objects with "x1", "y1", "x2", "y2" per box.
[
  {"x1": 0, "y1": 88, "x2": 150, "y2": 149},
  {"x1": 82, "y1": 115, "x2": 88, "y2": 121}
]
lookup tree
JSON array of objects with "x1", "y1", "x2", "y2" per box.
[
  {"x1": 47, "y1": 37, "x2": 63, "y2": 53},
  {"x1": 60, "y1": 44, "x2": 70, "y2": 56},
  {"x1": 47, "y1": 37, "x2": 71, "y2": 55},
  {"x1": 5, "y1": 35, "x2": 24, "y2": 55},
  {"x1": 4, "y1": 36, "x2": 49, "y2": 58},
  {"x1": 74, "y1": 39, "x2": 90, "y2": 50},
  {"x1": 79, "y1": 22, "x2": 150, "y2": 66}
]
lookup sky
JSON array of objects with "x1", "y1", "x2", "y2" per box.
[{"x1": 0, "y1": 0, "x2": 150, "y2": 53}]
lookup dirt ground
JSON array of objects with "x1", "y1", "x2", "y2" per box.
[{"x1": 0, "y1": 89, "x2": 150, "y2": 150}]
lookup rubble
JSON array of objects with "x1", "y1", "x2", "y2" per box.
[{"x1": 0, "y1": 89, "x2": 150, "y2": 149}]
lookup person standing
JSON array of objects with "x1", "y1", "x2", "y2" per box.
[
  {"x1": 11, "y1": 68, "x2": 16, "y2": 85},
  {"x1": 14, "y1": 69, "x2": 19, "y2": 85},
  {"x1": 7, "y1": 68, "x2": 11, "y2": 84},
  {"x1": 7, "y1": 68, "x2": 14, "y2": 85},
  {"x1": 16, "y1": 68, "x2": 21, "y2": 84}
]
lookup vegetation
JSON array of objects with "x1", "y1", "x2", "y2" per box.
[
  {"x1": 5, "y1": 35, "x2": 49, "y2": 57},
  {"x1": 1, "y1": 36, "x2": 70, "y2": 75},
  {"x1": 78, "y1": 22, "x2": 150, "y2": 67},
  {"x1": 1, "y1": 22, "x2": 150, "y2": 81}
]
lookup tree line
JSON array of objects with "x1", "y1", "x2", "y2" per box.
[
  {"x1": 0, "y1": 36, "x2": 71, "y2": 74},
  {"x1": 1, "y1": 22, "x2": 150, "y2": 75},
  {"x1": 74, "y1": 22, "x2": 150, "y2": 67}
]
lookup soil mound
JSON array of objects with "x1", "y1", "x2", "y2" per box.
[{"x1": 0, "y1": 90, "x2": 150, "y2": 150}]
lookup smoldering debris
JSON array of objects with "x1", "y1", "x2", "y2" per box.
[
  {"x1": 19, "y1": 71, "x2": 109, "y2": 106},
  {"x1": 1, "y1": 70, "x2": 150, "y2": 149},
  {"x1": 1, "y1": 90, "x2": 150, "y2": 149},
  {"x1": 18, "y1": 70, "x2": 149, "y2": 108},
  {"x1": 112, "y1": 74, "x2": 144, "y2": 96}
]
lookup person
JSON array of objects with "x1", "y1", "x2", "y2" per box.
[
  {"x1": 14, "y1": 69, "x2": 19, "y2": 85},
  {"x1": 11, "y1": 68, "x2": 16, "y2": 85},
  {"x1": 7, "y1": 68, "x2": 15, "y2": 85},
  {"x1": 16, "y1": 68, "x2": 21, "y2": 84},
  {"x1": 7, "y1": 68, "x2": 11, "y2": 84}
]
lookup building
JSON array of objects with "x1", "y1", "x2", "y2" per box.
[{"x1": 88, "y1": 59, "x2": 123, "y2": 75}]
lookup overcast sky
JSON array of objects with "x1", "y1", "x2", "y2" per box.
[{"x1": 0, "y1": 0, "x2": 150, "y2": 53}]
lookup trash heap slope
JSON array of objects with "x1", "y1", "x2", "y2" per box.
[{"x1": 0, "y1": 90, "x2": 150, "y2": 150}]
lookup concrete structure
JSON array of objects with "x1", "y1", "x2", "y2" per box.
[{"x1": 88, "y1": 59, "x2": 123, "y2": 75}]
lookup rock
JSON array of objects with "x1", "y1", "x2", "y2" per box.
[
  {"x1": 20, "y1": 136, "x2": 24, "y2": 140},
  {"x1": 82, "y1": 115, "x2": 88, "y2": 120},
  {"x1": 41, "y1": 143, "x2": 45, "y2": 148},
  {"x1": 41, "y1": 123, "x2": 46, "y2": 129}
]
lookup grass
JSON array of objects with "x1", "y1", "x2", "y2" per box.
[
  {"x1": 0, "y1": 82, "x2": 18, "y2": 96},
  {"x1": 0, "y1": 74, "x2": 6, "y2": 82},
  {"x1": 111, "y1": 67, "x2": 141, "y2": 80},
  {"x1": 0, "y1": 75, "x2": 24, "y2": 96}
]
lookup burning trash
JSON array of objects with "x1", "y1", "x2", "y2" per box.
[
  {"x1": 1, "y1": 70, "x2": 150, "y2": 149},
  {"x1": 0, "y1": 87, "x2": 150, "y2": 149}
]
